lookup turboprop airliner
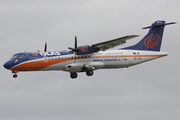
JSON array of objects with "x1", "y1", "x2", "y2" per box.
[{"x1": 3, "y1": 20, "x2": 176, "y2": 79}]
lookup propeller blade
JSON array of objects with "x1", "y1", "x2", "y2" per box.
[
  {"x1": 68, "y1": 36, "x2": 82, "y2": 54},
  {"x1": 68, "y1": 47, "x2": 74, "y2": 50},
  {"x1": 44, "y1": 43, "x2": 47, "y2": 52},
  {"x1": 75, "y1": 36, "x2": 77, "y2": 48}
]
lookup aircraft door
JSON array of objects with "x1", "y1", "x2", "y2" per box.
[
  {"x1": 44, "y1": 55, "x2": 48, "y2": 63},
  {"x1": 128, "y1": 51, "x2": 133, "y2": 66}
]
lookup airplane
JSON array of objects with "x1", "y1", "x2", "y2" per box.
[{"x1": 3, "y1": 20, "x2": 176, "y2": 79}]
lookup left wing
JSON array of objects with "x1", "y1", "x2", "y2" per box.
[{"x1": 91, "y1": 35, "x2": 139, "y2": 51}]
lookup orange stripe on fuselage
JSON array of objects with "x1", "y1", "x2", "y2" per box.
[
  {"x1": 10, "y1": 54, "x2": 167, "y2": 71},
  {"x1": 131, "y1": 54, "x2": 167, "y2": 57},
  {"x1": 10, "y1": 58, "x2": 74, "y2": 71}
]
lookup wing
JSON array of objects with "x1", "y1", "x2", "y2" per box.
[{"x1": 91, "y1": 35, "x2": 139, "y2": 51}]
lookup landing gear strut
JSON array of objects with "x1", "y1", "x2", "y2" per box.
[
  {"x1": 70, "y1": 72, "x2": 78, "y2": 79},
  {"x1": 12, "y1": 71, "x2": 18, "y2": 78}
]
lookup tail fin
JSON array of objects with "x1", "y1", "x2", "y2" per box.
[{"x1": 122, "y1": 20, "x2": 176, "y2": 51}]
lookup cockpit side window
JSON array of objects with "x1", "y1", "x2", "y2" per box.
[
  {"x1": 19, "y1": 55, "x2": 25, "y2": 58},
  {"x1": 11, "y1": 55, "x2": 25, "y2": 59},
  {"x1": 12, "y1": 55, "x2": 18, "y2": 59}
]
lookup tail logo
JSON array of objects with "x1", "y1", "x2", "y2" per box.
[{"x1": 144, "y1": 35, "x2": 161, "y2": 48}]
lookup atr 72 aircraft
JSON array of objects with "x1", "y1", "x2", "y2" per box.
[{"x1": 3, "y1": 20, "x2": 176, "y2": 79}]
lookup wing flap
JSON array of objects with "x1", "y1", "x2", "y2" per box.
[{"x1": 91, "y1": 35, "x2": 139, "y2": 51}]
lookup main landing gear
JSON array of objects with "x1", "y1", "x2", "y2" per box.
[
  {"x1": 70, "y1": 70, "x2": 94, "y2": 79},
  {"x1": 70, "y1": 72, "x2": 78, "y2": 79},
  {"x1": 86, "y1": 70, "x2": 93, "y2": 76}
]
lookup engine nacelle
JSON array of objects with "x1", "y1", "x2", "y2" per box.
[
  {"x1": 65, "y1": 63, "x2": 85, "y2": 72},
  {"x1": 76, "y1": 45, "x2": 99, "y2": 55}
]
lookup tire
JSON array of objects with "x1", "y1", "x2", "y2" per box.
[
  {"x1": 13, "y1": 74, "x2": 17, "y2": 78},
  {"x1": 70, "y1": 72, "x2": 77, "y2": 79},
  {"x1": 86, "y1": 70, "x2": 93, "y2": 76}
]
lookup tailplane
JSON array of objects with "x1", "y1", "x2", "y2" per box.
[{"x1": 122, "y1": 21, "x2": 176, "y2": 51}]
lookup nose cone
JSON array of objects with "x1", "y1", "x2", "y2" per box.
[
  {"x1": 3, "y1": 61, "x2": 11, "y2": 69},
  {"x1": 3, "y1": 60, "x2": 14, "y2": 70},
  {"x1": 3, "y1": 62, "x2": 9, "y2": 69}
]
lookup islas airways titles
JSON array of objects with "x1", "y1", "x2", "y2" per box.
[{"x1": 3, "y1": 20, "x2": 176, "y2": 79}]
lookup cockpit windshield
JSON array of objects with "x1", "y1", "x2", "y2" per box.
[{"x1": 11, "y1": 55, "x2": 25, "y2": 59}]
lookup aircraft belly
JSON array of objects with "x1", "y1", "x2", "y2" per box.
[
  {"x1": 40, "y1": 59, "x2": 93, "y2": 71},
  {"x1": 104, "y1": 60, "x2": 128, "y2": 68}
]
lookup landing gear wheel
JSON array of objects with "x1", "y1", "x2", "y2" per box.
[
  {"x1": 86, "y1": 70, "x2": 93, "y2": 76},
  {"x1": 13, "y1": 74, "x2": 17, "y2": 78},
  {"x1": 70, "y1": 72, "x2": 77, "y2": 79}
]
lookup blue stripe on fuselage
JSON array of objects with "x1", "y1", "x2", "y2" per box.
[{"x1": 4, "y1": 51, "x2": 74, "y2": 70}]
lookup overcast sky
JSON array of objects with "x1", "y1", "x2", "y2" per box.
[{"x1": 1, "y1": 0, "x2": 180, "y2": 120}]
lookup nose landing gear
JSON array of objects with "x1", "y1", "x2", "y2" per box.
[
  {"x1": 13, "y1": 73, "x2": 18, "y2": 78},
  {"x1": 12, "y1": 71, "x2": 18, "y2": 78}
]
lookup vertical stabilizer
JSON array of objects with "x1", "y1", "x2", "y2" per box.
[{"x1": 122, "y1": 21, "x2": 176, "y2": 51}]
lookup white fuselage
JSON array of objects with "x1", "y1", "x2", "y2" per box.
[{"x1": 40, "y1": 50, "x2": 167, "y2": 72}]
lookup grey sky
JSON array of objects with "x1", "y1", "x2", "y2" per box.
[{"x1": 1, "y1": 0, "x2": 180, "y2": 120}]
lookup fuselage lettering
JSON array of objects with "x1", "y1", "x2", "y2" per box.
[{"x1": 39, "y1": 52, "x2": 61, "y2": 56}]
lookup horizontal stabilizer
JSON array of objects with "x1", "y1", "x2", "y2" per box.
[{"x1": 142, "y1": 22, "x2": 176, "y2": 29}]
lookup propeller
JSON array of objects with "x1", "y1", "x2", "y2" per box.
[
  {"x1": 44, "y1": 42, "x2": 47, "y2": 52},
  {"x1": 68, "y1": 36, "x2": 82, "y2": 54},
  {"x1": 68, "y1": 36, "x2": 82, "y2": 63}
]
